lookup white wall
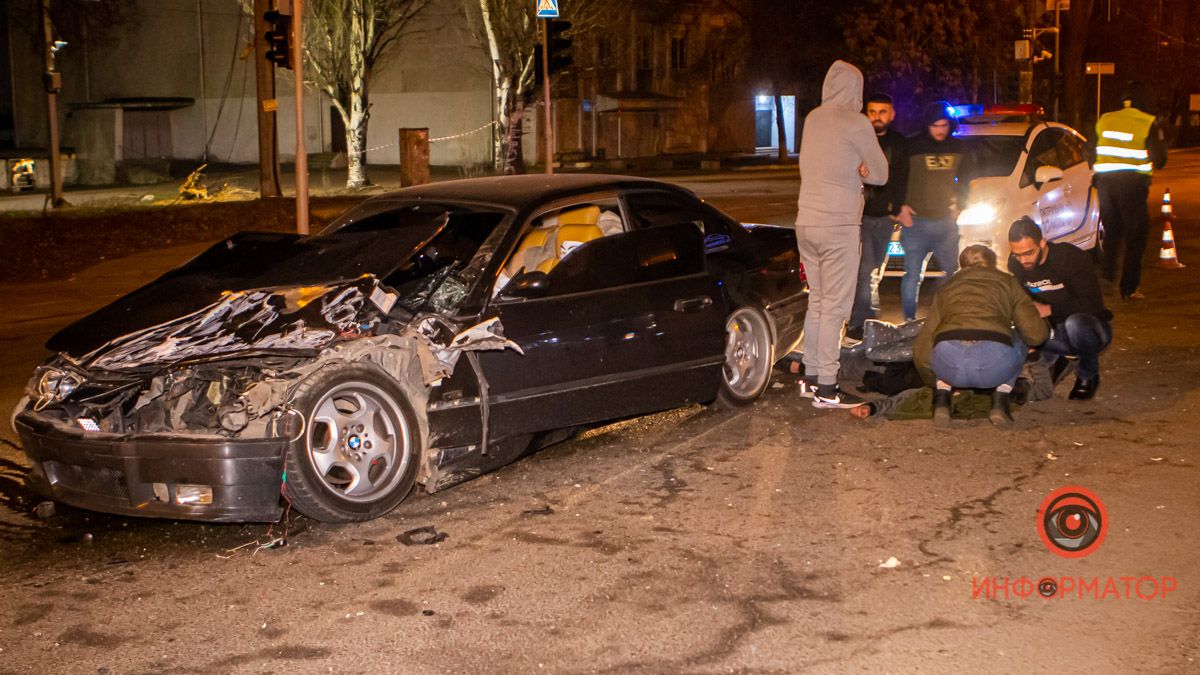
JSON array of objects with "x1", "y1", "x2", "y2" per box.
[{"x1": 12, "y1": 0, "x2": 496, "y2": 168}]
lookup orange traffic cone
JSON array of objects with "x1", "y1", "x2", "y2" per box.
[{"x1": 1159, "y1": 188, "x2": 1185, "y2": 269}]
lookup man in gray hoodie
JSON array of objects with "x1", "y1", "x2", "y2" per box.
[{"x1": 796, "y1": 60, "x2": 888, "y2": 409}]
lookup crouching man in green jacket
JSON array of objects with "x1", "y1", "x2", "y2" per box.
[{"x1": 913, "y1": 244, "x2": 1050, "y2": 427}]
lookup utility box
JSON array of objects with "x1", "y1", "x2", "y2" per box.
[{"x1": 399, "y1": 128, "x2": 430, "y2": 187}]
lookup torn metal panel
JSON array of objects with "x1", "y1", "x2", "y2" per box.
[
  {"x1": 403, "y1": 316, "x2": 523, "y2": 386},
  {"x1": 83, "y1": 278, "x2": 381, "y2": 372}
]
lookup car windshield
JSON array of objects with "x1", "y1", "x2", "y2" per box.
[
  {"x1": 959, "y1": 135, "x2": 1026, "y2": 178},
  {"x1": 316, "y1": 202, "x2": 509, "y2": 312}
]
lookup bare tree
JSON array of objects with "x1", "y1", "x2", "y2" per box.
[
  {"x1": 303, "y1": 0, "x2": 432, "y2": 188},
  {"x1": 461, "y1": 0, "x2": 538, "y2": 173}
]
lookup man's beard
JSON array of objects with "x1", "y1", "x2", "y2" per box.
[{"x1": 871, "y1": 121, "x2": 888, "y2": 133}]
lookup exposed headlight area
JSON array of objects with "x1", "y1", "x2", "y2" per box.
[
  {"x1": 957, "y1": 201, "x2": 1004, "y2": 227},
  {"x1": 34, "y1": 366, "x2": 85, "y2": 406}
]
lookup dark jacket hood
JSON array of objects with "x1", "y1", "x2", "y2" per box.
[{"x1": 921, "y1": 100, "x2": 959, "y2": 135}]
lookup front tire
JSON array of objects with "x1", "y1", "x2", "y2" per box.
[
  {"x1": 715, "y1": 307, "x2": 775, "y2": 408},
  {"x1": 284, "y1": 364, "x2": 421, "y2": 523}
]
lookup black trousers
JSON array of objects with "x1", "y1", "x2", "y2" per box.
[{"x1": 1096, "y1": 172, "x2": 1151, "y2": 296}]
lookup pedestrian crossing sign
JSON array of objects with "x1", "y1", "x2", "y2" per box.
[{"x1": 536, "y1": 0, "x2": 559, "y2": 18}]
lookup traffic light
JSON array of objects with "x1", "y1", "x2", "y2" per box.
[
  {"x1": 264, "y1": 10, "x2": 292, "y2": 69},
  {"x1": 546, "y1": 19, "x2": 573, "y2": 73}
]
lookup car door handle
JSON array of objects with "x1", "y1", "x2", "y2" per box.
[{"x1": 674, "y1": 296, "x2": 713, "y2": 313}]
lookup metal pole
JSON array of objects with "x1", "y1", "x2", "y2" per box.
[
  {"x1": 293, "y1": 0, "x2": 309, "y2": 234},
  {"x1": 541, "y1": 18, "x2": 552, "y2": 175},
  {"x1": 1096, "y1": 74, "x2": 1102, "y2": 123},
  {"x1": 196, "y1": 0, "x2": 209, "y2": 161},
  {"x1": 41, "y1": 0, "x2": 63, "y2": 208},
  {"x1": 1053, "y1": 1, "x2": 1061, "y2": 121},
  {"x1": 253, "y1": 0, "x2": 281, "y2": 197}
]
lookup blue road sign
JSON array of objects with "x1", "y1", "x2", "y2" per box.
[{"x1": 537, "y1": 0, "x2": 559, "y2": 18}]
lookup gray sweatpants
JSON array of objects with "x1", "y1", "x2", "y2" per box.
[{"x1": 796, "y1": 225, "x2": 860, "y2": 385}]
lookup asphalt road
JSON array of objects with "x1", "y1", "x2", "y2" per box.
[{"x1": 1, "y1": 159, "x2": 1198, "y2": 673}]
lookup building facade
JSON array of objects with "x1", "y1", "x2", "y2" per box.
[{"x1": 2, "y1": 0, "x2": 753, "y2": 185}]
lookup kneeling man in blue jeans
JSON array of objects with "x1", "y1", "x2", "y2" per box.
[{"x1": 913, "y1": 244, "x2": 1050, "y2": 426}]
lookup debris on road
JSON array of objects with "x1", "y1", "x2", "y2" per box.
[
  {"x1": 879, "y1": 556, "x2": 902, "y2": 569},
  {"x1": 521, "y1": 505, "x2": 554, "y2": 518},
  {"x1": 215, "y1": 536, "x2": 287, "y2": 559},
  {"x1": 397, "y1": 526, "x2": 448, "y2": 546},
  {"x1": 33, "y1": 501, "x2": 55, "y2": 520}
]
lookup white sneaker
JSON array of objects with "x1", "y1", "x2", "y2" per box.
[
  {"x1": 812, "y1": 388, "x2": 865, "y2": 409},
  {"x1": 798, "y1": 379, "x2": 819, "y2": 399}
]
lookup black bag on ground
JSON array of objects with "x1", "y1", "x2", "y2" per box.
[{"x1": 862, "y1": 361, "x2": 925, "y2": 396}]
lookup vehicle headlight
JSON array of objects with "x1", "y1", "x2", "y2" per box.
[
  {"x1": 35, "y1": 368, "x2": 84, "y2": 402},
  {"x1": 957, "y1": 201, "x2": 1003, "y2": 227}
]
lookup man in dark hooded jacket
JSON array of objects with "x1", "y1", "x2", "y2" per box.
[{"x1": 897, "y1": 102, "x2": 972, "y2": 321}]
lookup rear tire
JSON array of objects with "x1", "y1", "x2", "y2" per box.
[
  {"x1": 715, "y1": 307, "x2": 774, "y2": 408},
  {"x1": 284, "y1": 363, "x2": 421, "y2": 523}
]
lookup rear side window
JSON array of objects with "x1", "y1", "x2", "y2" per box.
[
  {"x1": 1057, "y1": 133, "x2": 1086, "y2": 168},
  {"x1": 1021, "y1": 129, "x2": 1065, "y2": 187},
  {"x1": 624, "y1": 190, "x2": 737, "y2": 252},
  {"x1": 546, "y1": 223, "x2": 705, "y2": 296}
]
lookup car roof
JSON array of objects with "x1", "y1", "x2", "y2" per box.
[
  {"x1": 955, "y1": 122, "x2": 1035, "y2": 137},
  {"x1": 956, "y1": 121, "x2": 1083, "y2": 139},
  {"x1": 361, "y1": 174, "x2": 689, "y2": 210}
]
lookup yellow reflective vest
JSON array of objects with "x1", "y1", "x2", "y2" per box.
[{"x1": 1094, "y1": 105, "x2": 1157, "y2": 175}]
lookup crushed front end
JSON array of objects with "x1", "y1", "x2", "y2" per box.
[{"x1": 15, "y1": 277, "x2": 392, "y2": 522}]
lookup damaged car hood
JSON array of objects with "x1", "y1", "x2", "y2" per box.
[
  {"x1": 81, "y1": 277, "x2": 388, "y2": 371},
  {"x1": 48, "y1": 212, "x2": 449, "y2": 357}
]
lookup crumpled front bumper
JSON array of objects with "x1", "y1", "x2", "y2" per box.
[{"x1": 15, "y1": 411, "x2": 288, "y2": 523}]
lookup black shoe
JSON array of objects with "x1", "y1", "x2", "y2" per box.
[
  {"x1": 1011, "y1": 379, "x2": 1030, "y2": 406},
  {"x1": 989, "y1": 390, "x2": 1014, "y2": 427},
  {"x1": 845, "y1": 325, "x2": 865, "y2": 342},
  {"x1": 1050, "y1": 357, "x2": 1075, "y2": 385},
  {"x1": 932, "y1": 388, "x2": 952, "y2": 427},
  {"x1": 1068, "y1": 375, "x2": 1100, "y2": 400}
]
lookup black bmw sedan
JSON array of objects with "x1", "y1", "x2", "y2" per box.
[{"x1": 15, "y1": 175, "x2": 807, "y2": 523}]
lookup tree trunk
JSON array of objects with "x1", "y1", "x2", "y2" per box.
[
  {"x1": 773, "y1": 93, "x2": 787, "y2": 162},
  {"x1": 344, "y1": 4, "x2": 370, "y2": 189},
  {"x1": 479, "y1": 0, "x2": 508, "y2": 172},
  {"x1": 345, "y1": 88, "x2": 371, "y2": 188},
  {"x1": 503, "y1": 98, "x2": 526, "y2": 174}
]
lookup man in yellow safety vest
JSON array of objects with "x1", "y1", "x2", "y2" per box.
[{"x1": 1089, "y1": 82, "x2": 1168, "y2": 301}]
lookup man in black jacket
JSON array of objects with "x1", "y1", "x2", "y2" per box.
[
  {"x1": 1007, "y1": 217, "x2": 1113, "y2": 400},
  {"x1": 847, "y1": 93, "x2": 910, "y2": 340},
  {"x1": 897, "y1": 101, "x2": 972, "y2": 321}
]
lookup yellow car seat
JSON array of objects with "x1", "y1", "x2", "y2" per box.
[
  {"x1": 505, "y1": 226, "x2": 556, "y2": 277},
  {"x1": 538, "y1": 206, "x2": 602, "y2": 273}
]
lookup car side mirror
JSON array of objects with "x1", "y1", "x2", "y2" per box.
[
  {"x1": 1035, "y1": 165, "x2": 1065, "y2": 185},
  {"x1": 501, "y1": 270, "x2": 550, "y2": 299}
]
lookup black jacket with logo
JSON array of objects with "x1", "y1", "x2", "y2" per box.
[
  {"x1": 1008, "y1": 242, "x2": 1113, "y2": 323},
  {"x1": 904, "y1": 134, "x2": 971, "y2": 220}
]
